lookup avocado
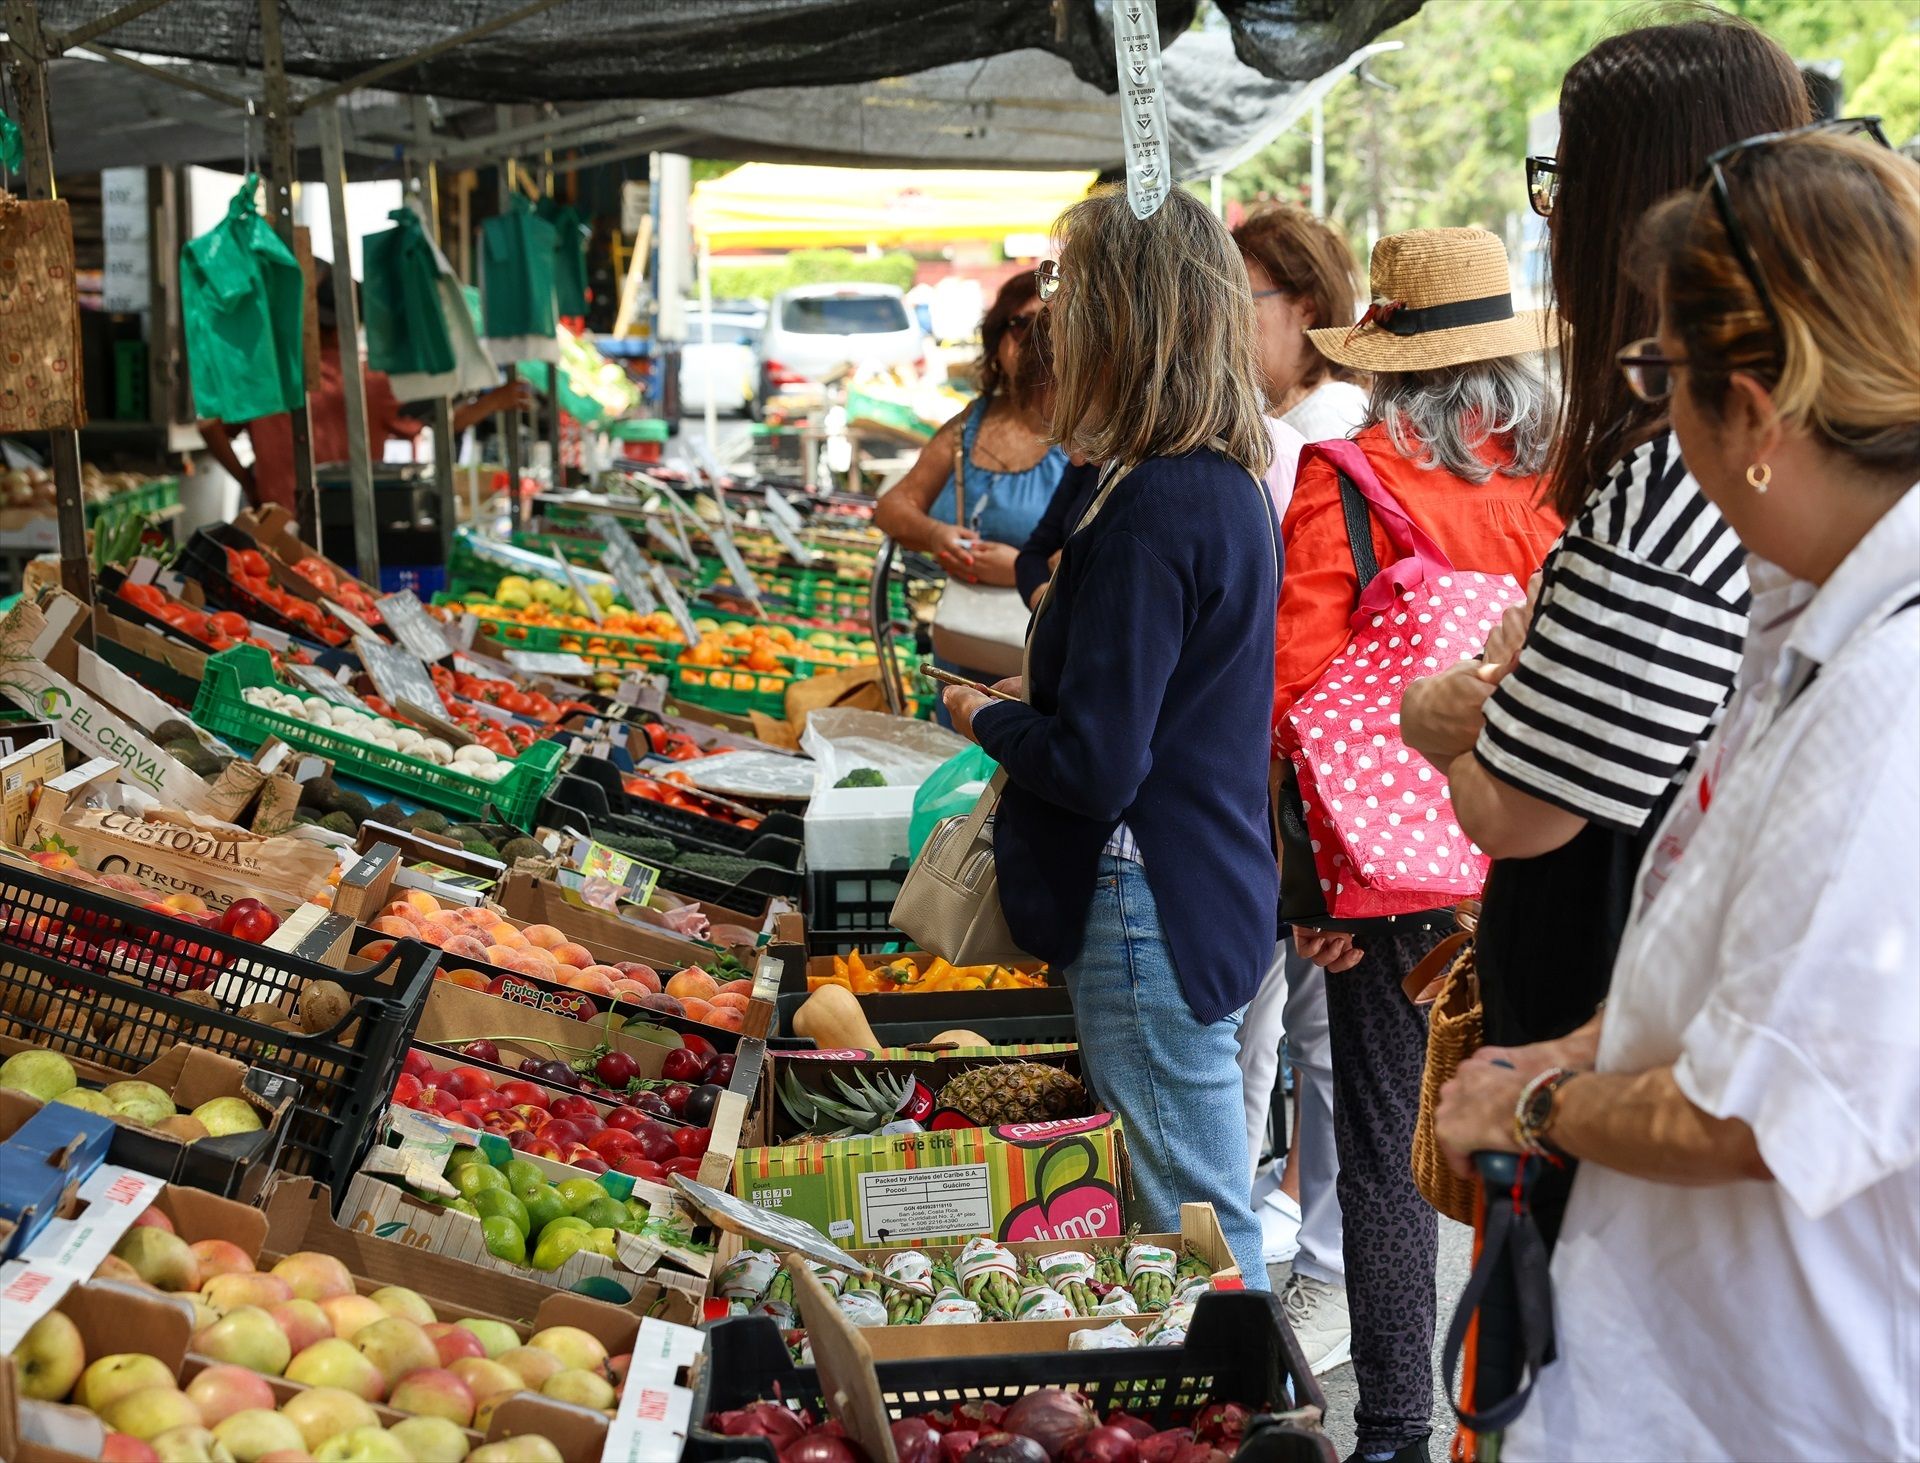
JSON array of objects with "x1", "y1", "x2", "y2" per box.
[
  {"x1": 320, "y1": 811, "x2": 357, "y2": 835},
  {"x1": 403, "y1": 809, "x2": 450, "y2": 835},
  {"x1": 153, "y1": 718, "x2": 201, "y2": 746},
  {"x1": 334, "y1": 789, "x2": 374, "y2": 825},
  {"x1": 369, "y1": 801, "x2": 406, "y2": 828},
  {"x1": 163, "y1": 738, "x2": 222, "y2": 778},
  {"x1": 500, "y1": 836, "x2": 545, "y2": 862},
  {"x1": 461, "y1": 838, "x2": 502, "y2": 861},
  {"x1": 300, "y1": 775, "x2": 340, "y2": 812}
]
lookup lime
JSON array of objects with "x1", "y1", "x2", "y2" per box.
[
  {"x1": 530, "y1": 1227, "x2": 591, "y2": 1271},
  {"x1": 540, "y1": 1215, "x2": 592, "y2": 1237},
  {"x1": 472, "y1": 1188, "x2": 531, "y2": 1236},
  {"x1": 502, "y1": 1158, "x2": 546, "y2": 1195},
  {"x1": 446, "y1": 1198, "x2": 481, "y2": 1218},
  {"x1": 521, "y1": 1183, "x2": 568, "y2": 1236},
  {"x1": 578, "y1": 1196, "x2": 628, "y2": 1231},
  {"x1": 480, "y1": 1214, "x2": 526, "y2": 1265},
  {"x1": 556, "y1": 1177, "x2": 605, "y2": 1214},
  {"x1": 453, "y1": 1164, "x2": 508, "y2": 1201},
  {"x1": 585, "y1": 1227, "x2": 620, "y2": 1260}
]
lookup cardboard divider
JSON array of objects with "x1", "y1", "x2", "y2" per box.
[{"x1": 495, "y1": 868, "x2": 751, "y2": 969}]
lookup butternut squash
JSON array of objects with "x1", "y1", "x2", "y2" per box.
[{"x1": 793, "y1": 982, "x2": 881, "y2": 1053}]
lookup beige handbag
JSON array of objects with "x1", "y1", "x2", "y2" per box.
[
  {"x1": 928, "y1": 435, "x2": 1028, "y2": 678},
  {"x1": 892, "y1": 465, "x2": 1135, "y2": 964},
  {"x1": 1404, "y1": 901, "x2": 1483, "y2": 1226}
]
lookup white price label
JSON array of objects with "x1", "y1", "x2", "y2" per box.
[
  {"x1": 645, "y1": 563, "x2": 702, "y2": 649},
  {"x1": 763, "y1": 487, "x2": 806, "y2": 532},
  {"x1": 560, "y1": 557, "x2": 605, "y2": 624},
  {"x1": 591, "y1": 513, "x2": 660, "y2": 613},
  {"x1": 1113, "y1": 2, "x2": 1171, "y2": 220},
  {"x1": 857, "y1": 1163, "x2": 995, "y2": 1244},
  {"x1": 287, "y1": 663, "x2": 367, "y2": 709},
  {"x1": 375, "y1": 591, "x2": 454, "y2": 661},
  {"x1": 503, "y1": 650, "x2": 597, "y2": 677},
  {"x1": 321, "y1": 597, "x2": 380, "y2": 643},
  {"x1": 766, "y1": 514, "x2": 816, "y2": 567}
]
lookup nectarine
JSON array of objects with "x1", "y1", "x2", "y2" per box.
[{"x1": 518, "y1": 923, "x2": 567, "y2": 951}]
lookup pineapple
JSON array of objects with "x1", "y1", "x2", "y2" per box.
[{"x1": 935, "y1": 1062, "x2": 1089, "y2": 1125}]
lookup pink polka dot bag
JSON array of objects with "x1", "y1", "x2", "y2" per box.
[{"x1": 1276, "y1": 441, "x2": 1521, "y2": 920}]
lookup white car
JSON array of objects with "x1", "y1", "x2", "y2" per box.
[
  {"x1": 757, "y1": 284, "x2": 923, "y2": 413},
  {"x1": 679, "y1": 309, "x2": 763, "y2": 416}
]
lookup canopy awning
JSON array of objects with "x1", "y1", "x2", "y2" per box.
[{"x1": 690, "y1": 166, "x2": 1098, "y2": 249}]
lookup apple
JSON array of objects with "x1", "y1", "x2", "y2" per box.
[
  {"x1": 285, "y1": 1340, "x2": 385, "y2": 1401},
  {"x1": 93, "y1": 1254, "x2": 148, "y2": 1286},
  {"x1": 267, "y1": 1300, "x2": 332, "y2": 1355},
  {"x1": 11, "y1": 1307, "x2": 86, "y2": 1400},
  {"x1": 0, "y1": 1048, "x2": 77, "y2": 1099},
  {"x1": 387, "y1": 1415, "x2": 470, "y2": 1461},
  {"x1": 388, "y1": 1367, "x2": 475, "y2": 1425},
  {"x1": 525, "y1": 1325, "x2": 606, "y2": 1372},
  {"x1": 312, "y1": 1425, "x2": 409, "y2": 1462},
  {"x1": 132, "y1": 1208, "x2": 177, "y2": 1234},
  {"x1": 55, "y1": 1087, "x2": 119, "y2": 1115},
  {"x1": 193, "y1": 1098, "x2": 264, "y2": 1137},
  {"x1": 78, "y1": 1353, "x2": 180, "y2": 1411},
  {"x1": 540, "y1": 1367, "x2": 615, "y2": 1410},
  {"x1": 211, "y1": 1408, "x2": 306, "y2": 1462},
  {"x1": 493, "y1": 1346, "x2": 562, "y2": 1390},
  {"x1": 192, "y1": 1307, "x2": 292, "y2": 1377},
  {"x1": 270, "y1": 1253, "x2": 354, "y2": 1303},
  {"x1": 115, "y1": 1228, "x2": 201, "y2": 1292},
  {"x1": 102, "y1": 1386, "x2": 204, "y2": 1441},
  {"x1": 366, "y1": 1286, "x2": 435, "y2": 1325},
  {"x1": 184, "y1": 1365, "x2": 276, "y2": 1425},
  {"x1": 147, "y1": 1426, "x2": 233, "y2": 1462},
  {"x1": 467, "y1": 1436, "x2": 563, "y2": 1462},
  {"x1": 278, "y1": 1387, "x2": 380, "y2": 1450},
  {"x1": 201, "y1": 1273, "x2": 293, "y2": 1314},
  {"x1": 105, "y1": 1080, "x2": 178, "y2": 1126},
  {"x1": 447, "y1": 1356, "x2": 522, "y2": 1403},
  {"x1": 190, "y1": 1240, "x2": 256, "y2": 1280},
  {"x1": 453, "y1": 1318, "x2": 519, "y2": 1359},
  {"x1": 316, "y1": 1294, "x2": 388, "y2": 1341},
  {"x1": 100, "y1": 1435, "x2": 162, "y2": 1462},
  {"x1": 351, "y1": 1316, "x2": 437, "y2": 1389},
  {"x1": 423, "y1": 1322, "x2": 485, "y2": 1367}
]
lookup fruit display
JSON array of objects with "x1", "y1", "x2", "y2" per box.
[
  {"x1": 773, "y1": 1058, "x2": 1091, "y2": 1139},
  {"x1": 811, "y1": 953, "x2": 1049, "y2": 995},
  {"x1": 286, "y1": 555, "x2": 384, "y2": 626},
  {"x1": 239, "y1": 684, "x2": 517, "y2": 778},
  {"x1": 114, "y1": 579, "x2": 310, "y2": 661},
  {"x1": 0, "y1": 1047, "x2": 264, "y2": 1140},
  {"x1": 221, "y1": 544, "x2": 351, "y2": 647}
]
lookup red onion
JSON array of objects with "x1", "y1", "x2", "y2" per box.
[
  {"x1": 893, "y1": 1418, "x2": 942, "y2": 1463},
  {"x1": 1168, "y1": 1446, "x2": 1230, "y2": 1463},
  {"x1": 941, "y1": 1430, "x2": 982, "y2": 1463},
  {"x1": 716, "y1": 1402, "x2": 809, "y2": 1449},
  {"x1": 1136, "y1": 1429, "x2": 1194, "y2": 1463},
  {"x1": 1103, "y1": 1415, "x2": 1155, "y2": 1441},
  {"x1": 964, "y1": 1434, "x2": 1050, "y2": 1463},
  {"x1": 1000, "y1": 1390, "x2": 1096, "y2": 1460},
  {"x1": 931, "y1": 1402, "x2": 1005, "y2": 1431},
  {"x1": 780, "y1": 1435, "x2": 863, "y2": 1463},
  {"x1": 1061, "y1": 1426, "x2": 1141, "y2": 1463},
  {"x1": 1191, "y1": 1403, "x2": 1251, "y2": 1445}
]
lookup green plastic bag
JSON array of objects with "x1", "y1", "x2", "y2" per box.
[
  {"x1": 479, "y1": 194, "x2": 558, "y2": 345},
  {"x1": 0, "y1": 109, "x2": 21, "y2": 175},
  {"x1": 536, "y1": 197, "x2": 591, "y2": 317},
  {"x1": 180, "y1": 174, "x2": 305, "y2": 422},
  {"x1": 909, "y1": 745, "x2": 999, "y2": 857},
  {"x1": 363, "y1": 207, "x2": 454, "y2": 376}
]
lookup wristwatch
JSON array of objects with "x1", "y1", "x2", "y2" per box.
[{"x1": 1514, "y1": 1067, "x2": 1580, "y2": 1161}]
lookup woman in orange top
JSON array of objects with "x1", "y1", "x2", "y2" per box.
[{"x1": 1271, "y1": 227, "x2": 1561, "y2": 1462}]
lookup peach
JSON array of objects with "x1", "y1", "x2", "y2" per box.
[
  {"x1": 569, "y1": 971, "x2": 615, "y2": 998},
  {"x1": 487, "y1": 925, "x2": 527, "y2": 951},
  {"x1": 416, "y1": 924, "x2": 451, "y2": 949},
  {"x1": 706, "y1": 1007, "x2": 744, "y2": 1032},
  {"x1": 519, "y1": 924, "x2": 567, "y2": 951},
  {"x1": 517, "y1": 946, "x2": 558, "y2": 973},
  {"x1": 551, "y1": 942, "x2": 594, "y2": 970},
  {"x1": 678, "y1": 998, "x2": 714, "y2": 1023},
  {"x1": 709, "y1": 991, "x2": 750, "y2": 1012},
  {"x1": 441, "y1": 934, "x2": 492, "y2": 960},
  {"x1": 665, "y1": 970, "x2": 718, "y2": 1002},
  {"x1": 399, "y1": 890, "x2": 441, "y2": 917},
  {"x1": 552, "y1": 964, "x2": 584, "y2": 985},
  {"x1": 579, "y1": 964, "x2": 624, "y2": 986},
  {"x1": 454, "y1": 906, "x2": 500, "y2": 928},
  {"x1": 380, "y1": 901, "x2": 425, "y2": 927},
  {"x1": 357, "y1": 939, "x2": 396, "y2": 962},
  {"x1": 372, "y1": 916, "x2": 419, "y2": 939},
  {"x1": 502, "y1": 953, "x2": 552, "y2": 980},
  {"x1": 439, "y1": 968, "x2": 489, "y2": 991}
]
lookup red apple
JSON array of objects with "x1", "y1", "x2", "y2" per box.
[
  {"x1": 520, "y1": 1137, "x2": 563, "y2": 1160},
  {"x1": 602, "y1": 1106, "x2": 646, "y2": 1133},
  {"x1": 424, "y1": 1321, "x2": 488, "y2": 1367},
  {"x1": 496, "y1": 1081, "x2": 548, "y2": 1108},
  {"x1": 613, "y1": 1155, "x2": 667, "y2": 1182}
]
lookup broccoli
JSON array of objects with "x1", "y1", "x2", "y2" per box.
[{"x1": 834, "y1": 767, "x2": 887, "y2": 789}]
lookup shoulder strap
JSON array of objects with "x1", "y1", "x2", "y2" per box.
[
  {"x1": 950, "y1": 429, "x2": 967, "y2": 528},
  {"x1": 1337, "y1": 471, "x2": 1380, "y2": 590},
  {"x1": 1443, "y1": 1153, "x2": 1557, "y2": 1435}
]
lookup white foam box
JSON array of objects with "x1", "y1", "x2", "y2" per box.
[{"x1": 803, "y1": 783, "x2": 920, "y2": 871}]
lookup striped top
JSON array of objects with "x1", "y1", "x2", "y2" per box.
[{"x1": 1476, "y1": 433, "x2": 1749, "y2": 832}]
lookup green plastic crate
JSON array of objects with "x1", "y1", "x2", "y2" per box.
[
  {"x1": 84, "y1": 476, "x2": 180, "y2": 530},
  {"x1": 194, "y1": 645, "x2": 564, "y2": 827}
]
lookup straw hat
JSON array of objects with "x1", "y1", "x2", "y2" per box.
[{"x1": 1308, "y1": 227, "x2": 1553, "y2": 373}]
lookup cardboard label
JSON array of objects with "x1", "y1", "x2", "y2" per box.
[
  {"x1": 560, "y1": 556, "x2": 605, "y2": 625},
  {"x1": 18, "y1": 1165, "x2": 163, "y2": 1287},
  {"x1": 648, "y1": 517, "x2": 696, "y2": 569},
  {"x1": 593, "y1": 513, "x2": 660, "y2": 613},
  {"x1": 354, "y1": 634, "x2": 442, "y2": 715},
  {"x1": 322, "y1": 598, "x2": 380, "y2": 642},
  {"x1": 287, "y1": 663, "x2": 367, "y2": 709},
  {"x1": 858, "y1": 1164, "x2": 995, "y2": 1242},
  {"x1": 0, "y1": 1261, "x2": 71, "y2": 1353},
  {"x1": 646, "y1": 563, "x2": 701, "y2": 648},
  {"x1": 707, "y1": 496, "x2": 762, "y2": 607},
  {"x1": 766, "y1": 513, "x2": 816, "y2": 568},
  {"x1": 375, "y1": 590, "x2": 454, "y2": 662},
  {"x1": 603, "y1": 1376, "x2": 694, "y2": 1463},
  {"x1": 763, "y1": 487, "x2": 806, "y2": 533},
  {"x1": 503, "y1": 650, "x2": 597, "y2": 677},
  {"x1": 576, "y1": 838, "x2": 662, "y2": 908},
  {"x1": 653, "y1": 486, "x2": 703, "y2": 568}
]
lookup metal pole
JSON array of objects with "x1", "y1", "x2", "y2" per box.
[
  {"x1": 540, "y1": 150, "x2": 563, "y2": 491},
  {"x1": 494, "y1": 107, "x2": 527, "y2": 532},
  {"x1": 410, "y1": 97, "x2": 458, "y2": 571},
  {"x1": 2, "y1": 0, "x2": 90, "y2": 609},
  {"x1": 1311, "y1": 98, "x2": 1326, "y2": 217},
  {"x1": 316, "y1": 102, "x2": 381, "y2": 589},
  {"x1": 259, "y1": 0, "x2": 316, "y2": 538}
]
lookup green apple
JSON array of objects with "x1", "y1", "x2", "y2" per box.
[
  {"x1": 453, "y1": 1318, "x2": 519, "y2": 1359},
  {"x1": 494, "y1": 1346, "x2": 562, "y2": 1390},
  {"x1": 526, "y1": 1325, "x2": 607, "y2": 1372},
  {"x1": 541, "y1": 1367, "x2": 615, "y2": 1410},
  {"x1": 210, "y1": 1407, "x2": 305, "y2": 1461},
  {"x1": 53, "y1": 1087, "x2": 118, "y2": 1115},
  {"x1": 467, "y1": 1434, "x2": 563, "y2": 1462},
  {"x1": 77, "y1": 1352, "x2": 178, "y2": 1412},
  {"x1": 285, "y1": 1339, "x2": 384, "y2": 1402},
  {"x1": 104, "y1": 1080, "x2": 176, "y2": 1126},
  {"x1": 114, "y1": 1228, "x2": 200, "y2": 1292},
  {"x1": 11, "y1": 1308, "x2": 85, "y2": 1401},
  {"x1": 368, "y1": 1285, "x2": 436, "y2": 1325},
  {"x1": 350, "y1": 1316, "x2": 437, "y2": 1389},
  {"x1": 314, "y1": 1425, "x2": 410, "y2": 1462},
  {"x1": 190, "y1": 1307, "x2": 292, "y2": 1377},
  {"x1": 0, "y1": 1049, "x2": 76, "y2": 1100},
  {"x1": 149, "y1": 1425, "x2": 238, "y2": 1462},
  {"x1": 389, "y1": 1366, "x2": 476, "y2": 1425},
  {"x1": 182, "y1": 1363, "x2": 275, "y2": 1426},
  {"x1": 101, "y1": 1385, "x2": 203, "y2": 1441},
  {"x1": 191, "y1": 1098, "x2": 263, "y2": 1137}
]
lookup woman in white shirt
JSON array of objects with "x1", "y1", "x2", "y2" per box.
[{"x1": 1436, "y1": 126, "x2": 1919, "y2": 1461}]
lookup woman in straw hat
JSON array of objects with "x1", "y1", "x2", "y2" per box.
[
  {"x1": 1273, "y1": 226, "x2": 1561, "y2": 1462},
  {"x1": 942, "y1": 186, "x2": 1278, "y2": 1282}
]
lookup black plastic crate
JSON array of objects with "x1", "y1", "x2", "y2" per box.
[
  {"x1": 175, "y1": 525, "x2": 342, "y2": 652},
  {"x1": 688, "y1": 1292, "x2": 1333, "y2": 1461},
  {"x1": 0, "y1": 862, "x2": 435, "y2": 1189},
  {"x1": 805, "y1": 866, "x2": 906, "y2": 954}
]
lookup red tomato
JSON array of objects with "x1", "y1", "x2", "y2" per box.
[
  {"x1": 445, "y1": 1066, "x2": 495, "y2": 1100},
  {"x1": 235, "y1": 549, "x2": 271, "y2": 581},
  {"x1": 496, "y1": 690, "x2": 533, "y2": 715},
  {"x1": 208, "y1": 611, "x2": 249, "y2": 638}
]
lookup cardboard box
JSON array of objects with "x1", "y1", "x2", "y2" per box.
[
  {"x1": 0, "y1": 737, "x2": 66, "y2": 848},
  {"x1": 495, "y1": 868, "x2": 755, "y2": 969},
  {"x1": 0, "y1": 1042, "x2": 295, "y2": 1204}
]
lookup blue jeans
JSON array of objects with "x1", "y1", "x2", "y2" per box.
[{"x1": 1064, "y1": 856, "x2": 1267, "y2": 1286}]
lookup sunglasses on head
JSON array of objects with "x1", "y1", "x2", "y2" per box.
[
  {"x1": 1035, "y1": 259, "x2": 1061, "y2": 301},
  {"x1": 1525, "y1": 156, "x2": 1559, "y2": 219}
]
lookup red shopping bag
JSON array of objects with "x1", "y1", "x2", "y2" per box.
[{"x1": 1276, "y1": 440, "x2": 1523, "y2": 920}]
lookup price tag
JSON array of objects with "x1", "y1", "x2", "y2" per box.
[
  {"x1": 705, "y1": 504, "x2": 762, "y2": 608},
  {"x1": 442, "y1": 613, "x2": 479, "y2": 652},
  {"x1": 1114, "y1": 0, "x2": 1171, "y2": 220},
  {"x1": 354, "y1": 634, "x2": 442, "y2": 714},
  {"x1": 573, "y1": 837, "x2": 662, "y2": 908},
  {"x1": 321, "y1": 597, "x2": 380, "y2": 643},
  {"x1": 646, "y1": 563, "x2": 702, "y2": 648},
  {"x1": 763, "y1": 487, "x2": 806, "y2": 532},
  {"x1": 654, "y1": 486, "x2": 704, "y2": 567},
  {"x1": 504, "y1": 650, "x2": 597, "y2": 677},
  {"x1": 648, "y1": 517, "x2": 695, "y2": 569},
  {"x1": 592, "y1": 513, "x2": 660, "y2": 613},
  {"x1": 766, "y1": 513, "x2": 816, "y2": 567},
  {"x1": 287, "y1": 663, "x2": 367, "y2": 710},
  {"x1": 375, "y1": 590, "x2": 454, "y2": 662},
  {"x1": 560, "y1": 557, "x2": 605, "y2": 624}
]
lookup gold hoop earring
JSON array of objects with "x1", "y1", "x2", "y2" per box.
[{"x1": 1746, "y1": 462, "x2": 1771, "y2": 494}]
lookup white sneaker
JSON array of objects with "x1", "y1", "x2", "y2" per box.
[
  {"x1": 1279, "y1": 1272, "x2": 1352, "y2": 1375},
  {"x1": 1259, "y1": 1201, "x2": 1301, "y2": 1264}
]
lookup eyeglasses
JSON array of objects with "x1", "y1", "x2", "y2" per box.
[
  {"x1": 1616, "y1": 337, "x2": 1687, "y2": 403},
  {"x1": 1035, "y1": 259, "x2": 1061, "y2": 301},
  {"x1": 1704, "y1": 115, "x2": 1890, "y2": 340},
  {"x1": 1250, "y1": 287, "x2": 1284, "y2": 300},
  {"x1": 1525, "y1": 156, "x2": 1559, "y2": 219}
]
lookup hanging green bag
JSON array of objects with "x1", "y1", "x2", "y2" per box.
[
  {"x1": 535, "y1": 197, "x2": 590, "y2": 317},
  {"x1": 909, "y1": 745, "x2": 1000, "y2": 858},
  {"x1": 180, "y1": 174, "x2": 305, "y2": 422},
  {"x1": 363, "y1": 206, "x2": 454, "y2": 377},
  {"x1": 0, "y1": 109, "x2": 22, "y2": 175},
  {"x1": 479, "y1": 194, "x2": 558, "y2": 360}
]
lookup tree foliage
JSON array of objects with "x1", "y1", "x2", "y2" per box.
[
  {"x1": 709, "y1": 247, "x2": 919, "y2": 301},
  {"x1": 1226, "y1": 0, "x2": 1916, "y2": 255}
]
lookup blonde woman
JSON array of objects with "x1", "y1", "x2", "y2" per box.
[
  {"x1": 943, "y1": 188, "x2": 1278, "y2": 1280},
  {"x1": 1439, "y1": 126, "x2": 1920, "y2": 1460}
]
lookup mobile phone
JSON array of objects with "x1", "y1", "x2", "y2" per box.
[{"x1": 920, "y1": 667, "x2": 1022, "y2": 702}]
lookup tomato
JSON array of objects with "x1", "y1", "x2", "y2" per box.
[
  {"x1": 496, "y1": 690, "x2": 533, "y2": 715},
  {"x1": 235, "y1": 549, "x2": 271, "y2": 581},
  {"x1": 478, "y1": 731, "x2": 514, "y2": 758},
  {"x1": 119, "y1": 582, "x2": 167, "y2": 613},
  {"x1": 208, "y1": 611, "x2": 249, "y2": 638}
]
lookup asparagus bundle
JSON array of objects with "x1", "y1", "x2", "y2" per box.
[
  {"x1": 1123, "y1": 1242, "x2": 1179, "y2": 1310},
  {"x1": 955, "y1": 1237, "x2": 1021, "y2": 1318},
  {"x1": 1034, "y1": 1249, "x2": 1100, "y2": 1316}
]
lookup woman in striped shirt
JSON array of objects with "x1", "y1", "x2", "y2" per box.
[{"x1": 1401, "y1": 14, "x2": 1812, "y2": 1258}]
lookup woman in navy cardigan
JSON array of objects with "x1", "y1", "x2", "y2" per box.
[{"x1": 944, "y1": 188, "x2": 1279, "y2": 1282}]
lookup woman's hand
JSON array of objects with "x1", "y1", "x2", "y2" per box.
[
  {"x1": 931, "y1": 524, "x2": 980, "y2": 578},
  {"x1": 1293, "y1": 925, "x2": 1364, "y2": 973},
  {"x1": 991, "y1": 676, "x2": 1023, "y2": 699},
  {"x1": 942, "y1": 685, "x2": 993, "y2": 743},
  {"x1": 1435, "y1": 1056, "x2": 1529, "y2": 1177},
  {"x1": 966, "y1": 540, "x2": 1020, "y2": 587},
  {"x1": 1402, "y1": 660, "x2": 1498, "y2": 767},
  {"x1": 1477, "y1": 572, "x2": 1541, "y2": 678}
]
